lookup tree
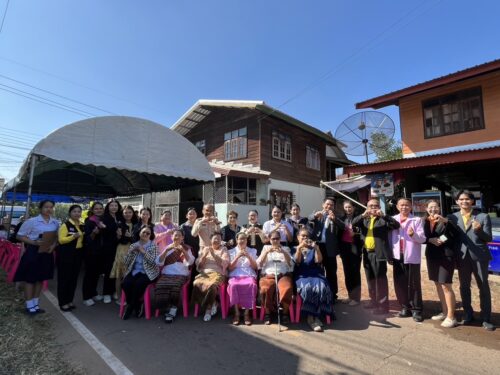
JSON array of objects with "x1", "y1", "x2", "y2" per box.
[{"x1": 370, "y1": 132, "x2": 403, "y2": 162}]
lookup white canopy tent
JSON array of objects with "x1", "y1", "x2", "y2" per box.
[{"x1": 4, "y1": 116, "x2": 214, "y2": 201}]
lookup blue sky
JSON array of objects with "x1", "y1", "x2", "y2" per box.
[{"x1": 1, "y1": 0, "x2": 500, "y2": 180}]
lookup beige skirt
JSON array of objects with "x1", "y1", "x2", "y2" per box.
[{"x1": 110, "y1": 243, "x2": 129, "y2": 279}]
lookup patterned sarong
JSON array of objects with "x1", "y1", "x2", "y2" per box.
[
  {"x1": 228, "y1": 276, "x2": 257, "y2": 309},
  {"x1": 191, "y1": 271, "x2": 225, "y2": 309},
  {"x1": 155, "y1": 274, "x2": 188, "y2": 310}
]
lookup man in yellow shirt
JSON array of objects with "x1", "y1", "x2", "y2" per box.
[{"x1": 352, "y1": 198, "x2": 400, "y2": 315}]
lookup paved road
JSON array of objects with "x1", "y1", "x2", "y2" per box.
[{"x1": 43, "y1": 281, "x2": 500, "y2": 375}]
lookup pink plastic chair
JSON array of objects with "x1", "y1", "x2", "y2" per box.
[
  {"x1": 154, "y1": 278, "x2": 191, "y2": 318},
  {"x1": 193, "y1": 282, "x2": 228, "y2": 319},
  {"x1": 294, "y1": 294, "x2": 332, "y2": 325},
  {"x1": 5, "y1": 242, "x2": 22, "y2": 282},
  {"x1": 119, "y1": 283, "x2": 156, "y2": 320}
]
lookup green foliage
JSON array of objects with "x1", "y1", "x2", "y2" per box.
[{"x1": 370, "y1": 132, "x2": 403, "y2": 162}]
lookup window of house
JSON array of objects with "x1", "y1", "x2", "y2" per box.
[
  {"x1": 195, "y1": 140, "x2": 206, "y2": 155},
  {"x1": 272, "y1": 130, "x2": 292, "y2": 162},
  {"x1": 422, "y1": 87, "x2": 485, "y2": 138},
  {"x1": 227, "y1": 177, "x2": 256, "y2": 204},
  {"x1": 306, "y1": 145, "x2": 320, "y2": 170},
  {"x1": 224, "y1": 127, "x2": 247, "y2": 160}
]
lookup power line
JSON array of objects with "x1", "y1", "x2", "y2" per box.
[
  {"x1": 0, "y1": 85, "x2": 93, "y2": 118},
  {"x1": 0, "y1": 0, "x2": 9, "y2": 34},
  {"x1": 0, "y1": 125, "x2": 45, "y2": 138},
  {"x1": 0, "y1": 55, "x2": 167, "y2": 116},
  {"x1": 0, "y1": 73, "x2": 117, "y2": 115},
  {"x1": 0, "y1": 142, "x2": 32, "y2": 150}
]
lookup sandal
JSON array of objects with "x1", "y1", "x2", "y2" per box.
[
  {"x1": 233, "y1": 312, "x2": 240, "y2": 325},
  {"x1": 244, "y1": 310, "x2": 252, "y2": 326}
]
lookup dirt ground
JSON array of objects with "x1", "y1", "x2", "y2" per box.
[
  {"x1": 0, "y1": 272, "x2": 85, "y2": 375},
  {"x1": 337, "y1": 254, "x2": 500, "y2": 349}
]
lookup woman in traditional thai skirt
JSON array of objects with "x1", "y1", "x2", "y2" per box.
[
  {"x1": 292, "y1": 228, "x2": 333, "y2": 332},
  {"x1": 227, "y1": 232, "x2": 258, "y2": 325},
  {"x1": 155, "y1": 229, "x2": 194, "y2": 323},
  {"x1": 192, "y1": 232, "x2": 229, "y2": 322}
]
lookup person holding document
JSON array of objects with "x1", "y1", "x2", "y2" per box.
[{"x1": 15, "y1": 200, "x2": 59, "y2": 315}]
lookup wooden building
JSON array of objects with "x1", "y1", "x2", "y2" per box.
[
  {"x1": 347, "y1": 59, "x2": 500, "y2": 215},
  {"x1": 153, "y1": 100, "x2": 351, "y2": 224}
]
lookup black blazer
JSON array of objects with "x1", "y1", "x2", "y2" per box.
[
  {"x1": 351, "y1": 214, "x2": 400, "y2": 261},
  {"x1": 447, "y1": 212, "x2": 492, "y2": 262},
  {"x1": 423, "y1": 218, "x2": 457, "y2": 259},
  {"x1": 308, "y1": 213, "x2": 345, "y2": 257}
]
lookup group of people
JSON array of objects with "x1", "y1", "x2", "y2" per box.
[{"x1": 10, "y1": 189, "x2": 495, "y2": 332}]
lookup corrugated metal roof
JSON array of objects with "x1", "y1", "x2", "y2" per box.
[
  {"x1": 344, "y1": 145, "x2": 500, "y2": 175},
  {"x1": 356, "y1": 59, "x2": 500, "y2": 109}
]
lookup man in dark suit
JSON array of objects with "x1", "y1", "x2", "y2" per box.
[
  {"x1": 447, "y1": 190, "x2": 494, "y2": 331},
  {"x1": 309, "y1": 197, "x2": 345, "y2": 303},
  {"x1": 352, "y1": 198, "x2": 400, "y2": 315}
]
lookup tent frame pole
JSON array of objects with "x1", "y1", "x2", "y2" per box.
[
  {"x1": 25, "y1": 156, "x2": 37, "y2": 219},
  {"x1": 320, "y1": 181, "x2": 367, "y2": 210}
]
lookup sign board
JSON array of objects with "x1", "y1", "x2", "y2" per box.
[{"x1": 370, "y1": 173, "x2": 394, "y2": 197}]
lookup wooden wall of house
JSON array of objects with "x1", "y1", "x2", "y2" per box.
[
  {"x1": 183, "y1": 107, "x2": 261, "y2": 166},
  {"x1": 399, "y1": 70, "x2": 500, "y2": 155},
  {"x1": 259, "y1": 116, "x2": 327, "y2": 186}
]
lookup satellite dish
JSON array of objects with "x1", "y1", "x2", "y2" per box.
[{"x1": 334, "y1": 111, "x2": 395, "y2": 163}]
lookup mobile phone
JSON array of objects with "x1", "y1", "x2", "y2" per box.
[{"x1": 438, "y1": 234, "x2": 448, "y2": 242}]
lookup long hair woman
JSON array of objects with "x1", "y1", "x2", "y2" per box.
[{"x1": 110, "y1": 205, "x2": 138, "y2": 304}]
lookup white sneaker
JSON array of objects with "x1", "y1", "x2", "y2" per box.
[
  {"x1": 203, "y1": 312, "x2": 212, "y2": 322},
  {"x1": 83, "y1": 299, "x2": 95, "y2": 307},
  {"x1": 441, "y1": 317, "x2": 457, "y2": 328},
  {"x1": 103, "y1": 295, "x2": 112, "y2": 304},
  {"x1": 348, "y1": 300, "x2": 360, "y2": 306},
  {"x1": 93, "y1": 295, "x2": 104, "y2": 302},
  {"x1": 431, "y1": 312, "x2": 446, "y2": 321},
  {"x1": 210, "y1": 303, "x2": 218, "y2": 316}
]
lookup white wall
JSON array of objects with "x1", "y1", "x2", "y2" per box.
[
  {"x1": 215, "y1": 203, "x2": 265, "y2": 226},
  {"x1": 267, "y1": 178, "x2": 325, "y2": 217}
]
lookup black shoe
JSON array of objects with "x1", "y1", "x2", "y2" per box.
[
  {"x1": 398, "y1": 308, "x2": 412, "y2": 318},
  {"x1": 412, "y1": 312, "x2": 423, "y2": 322},
  {"x1": 373, "y1": 308, "x2": 389, "y2": 315},
  {"x1": 122, "y1": 305, "x2": 134, "y2": 320},
  {"x1": 264, "y1": 313, "x2": 271, "y2": 325},
  {"x1": 482, "y1": 321, "x2": 495, "y2": 331},
  {"x1": 364, "y1": 301, "x2": 377, "y2": 309},
  {"x1": 60, "y1": 306, "x2": 72, "y2": 312},
  {"x1": 462, "y1": 315, "x2": 475, "y2": 325},
  {"x1": 35, "y1": 307, "x2": 46, "y2": 314}
]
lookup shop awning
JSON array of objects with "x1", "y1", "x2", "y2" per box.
[
  {"x1": 5, "y1": 116, "x2": 215, "y2": 197},
  {"x1": 322, "y1": 175, "x2": 371, "y2": 193}
]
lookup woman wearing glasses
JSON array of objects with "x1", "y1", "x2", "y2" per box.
[
  {"x1": 257, "y1": 233, "x2": 294, "y2": 325},
  {"x1": 121, "y1": 225, "x2": 160, "y2": 320}
]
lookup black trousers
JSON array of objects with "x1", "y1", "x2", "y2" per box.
[
  {"x1": 363, "y1": 250, "x2": 389, "y2": 309},
  {"x1": 82, "y1": 250, "x2": 116, "y2": 300},
  {"x1": 56, "y1": 248, "x2": 83, "y2": 306},
  {"x1": 122, "y1": 272, "x2": 152, "y2": 310},
  {"x1": 339, "y1": 242, "x2": 362, "y2": 302},
  {"x1": 458, "y1": 252, "x2": 491, "y2": 322},
  {"x1": 318, "y1": 243, "x2": 338, "y2": 301},
  {"x1": 392, "y1": 259, "x2": 423, "y2": 313}
]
